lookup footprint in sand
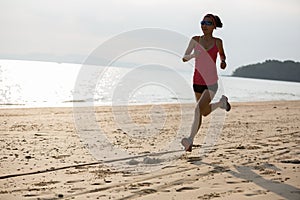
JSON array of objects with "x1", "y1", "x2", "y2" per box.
[
  {"x1": 134, "y1": 188, "x2": 157, "y2": 194},
  {"x1": 127, "y1": 157, "x2": 164, "y2": 165},
  {"x1": 143, "y1": 157, "x2": 164, "y2": 164},
  {"x1": 65, "y1": 179, "x2": 85, "y2": 184},
  {"x1": 281, "y1": 159, "x2": 300, "y2": 164},
  {"x1": 176, "y1": 186, "x2": 199, "y2": 192}
]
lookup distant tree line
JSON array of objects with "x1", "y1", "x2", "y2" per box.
[{"x1": 232, "y1": 60, "x2": 300, "y2": 82}]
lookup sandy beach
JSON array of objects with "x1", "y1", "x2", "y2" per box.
[{"x1": 0, "y1": 101, "x2": 299, "y2": 200}]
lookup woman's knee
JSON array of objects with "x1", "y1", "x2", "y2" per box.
[
  {"x1": 201, "y1": 109, "x2": 210, "y2": 117},
  {"x1": 197, "y1": 90, "x2": 213, "y2": 116},
  {"x1": 198, "y1": 104, "x2": 210, "y2": 117}
]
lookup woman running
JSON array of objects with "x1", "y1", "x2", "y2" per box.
[{"x1": 181, "y1": 14, "x2": 231, "y2": 152}]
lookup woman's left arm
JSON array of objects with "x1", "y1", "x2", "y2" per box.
[{"x1": 216, "y1": 38, "x2": 227, "y2": 69}]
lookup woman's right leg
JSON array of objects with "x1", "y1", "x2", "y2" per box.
[
  {"x1": 191, "y1": 92, "x2": 202, "y2": 139},
  {"x1": 182, "y1": 90, "x2": 214, "y2": 151},
  {"x1": 189, "y1": 90, "x2": 215, "y2": 141}
]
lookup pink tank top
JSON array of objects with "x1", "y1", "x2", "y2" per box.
[{"x1": 193, "y1": 39, "x2": 219, "y2": 85}]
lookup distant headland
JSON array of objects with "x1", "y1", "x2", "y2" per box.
[{"x1": 232, "y1": 60, "x2": 300, "y2": 82}]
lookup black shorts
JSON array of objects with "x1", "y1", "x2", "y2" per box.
[{"x1": 193, "y1": 83, "x2": 218, "y2": 93}]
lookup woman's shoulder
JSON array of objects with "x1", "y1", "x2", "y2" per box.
[
  {"x1": 192, "y1": 35, "x2": 201, "y2": 41},
  {"x1": 191, "y1": 36, "x2": 201, "y2": 46},
  {"x1": 214, "y1": 37, "x2": 223, "y2": 44}
]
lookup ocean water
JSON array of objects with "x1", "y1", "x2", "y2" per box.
[{"x1": 1, "y1": 59, "x2": 300, "y2": 108}]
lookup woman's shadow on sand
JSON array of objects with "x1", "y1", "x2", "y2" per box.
[{"x1": 189, "y1": 158, "x2": 300, "y2": 200}]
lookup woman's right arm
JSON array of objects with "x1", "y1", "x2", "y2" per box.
[{"x1": 182, "y1": 37, "x2": 196, "y2": 62}]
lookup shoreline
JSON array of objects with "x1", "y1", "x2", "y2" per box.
[
  {"x1": 1, "y1": 99, "x2": 300, "y2": 110},
  {"x1": 1, "y1": 101, "x2": 299, "y2": 199}
]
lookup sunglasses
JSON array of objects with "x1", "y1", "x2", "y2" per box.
[{"x1": 200, "y1": 21, "x2": 213, "y2": 26}]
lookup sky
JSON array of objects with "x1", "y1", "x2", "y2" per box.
[{"x1": 1, "y1": 0, "x2": 300, "y2": 74}]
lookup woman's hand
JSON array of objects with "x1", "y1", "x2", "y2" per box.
[
  {"x1": 182, "y1": 53, "x2": 195, "y2": 62},
  {"x1": 182, "y1": 57, "x2": 189, "y2": 62},
  {"x1": 220, "y1": 60, "x2": 227, "y2": 69},
  {"x1": 182, "y1": 49, "x2": 201, "y2": 62}
]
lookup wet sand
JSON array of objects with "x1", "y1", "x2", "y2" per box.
[{"x1": 0, "y1": 101, "x2": 299, "y2": 199}]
